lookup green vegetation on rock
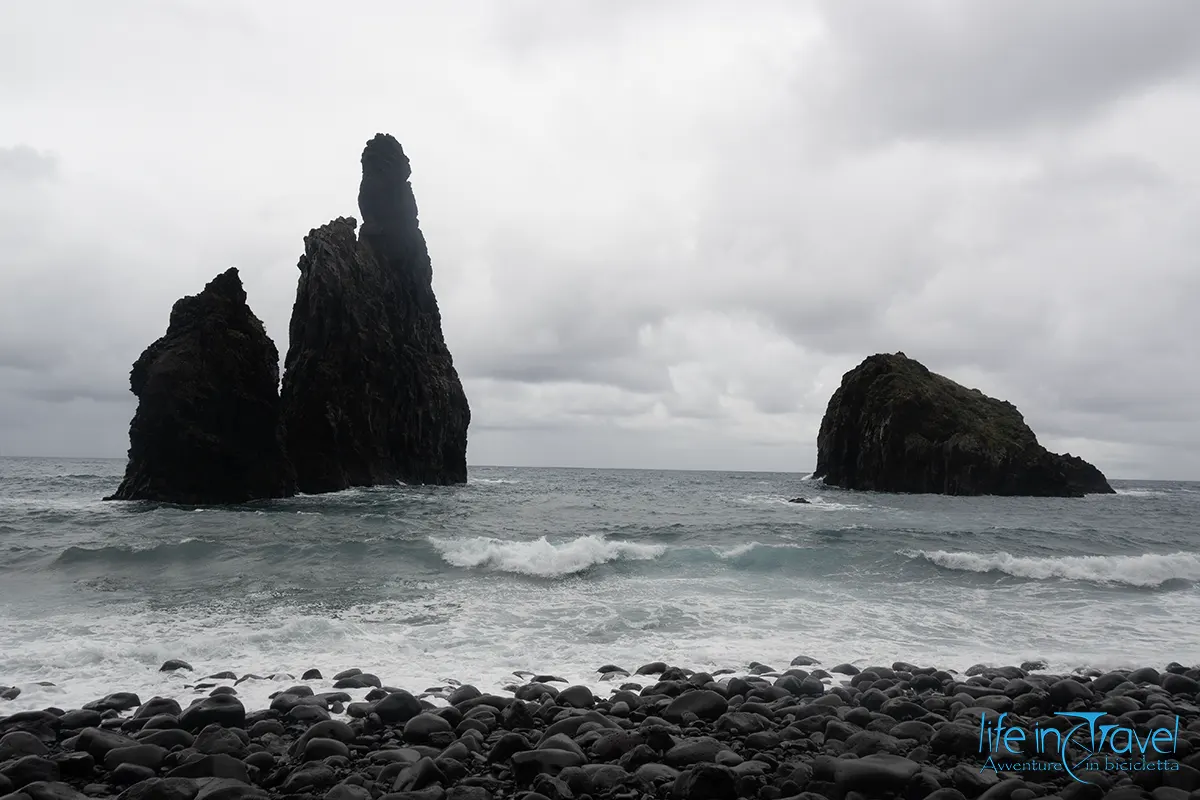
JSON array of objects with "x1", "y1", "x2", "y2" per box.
[{"x1": 814, "y1": 352, "x2": 1114, "y2": 497}]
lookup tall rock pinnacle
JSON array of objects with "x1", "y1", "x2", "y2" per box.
[{"x1": 279, "y1": 134, "x2": 470, "y2": 491}]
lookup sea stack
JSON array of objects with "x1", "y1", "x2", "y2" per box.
[
  {"x1": 106, "y1": 268, "x2": 296, "y2": 503},
  {"x1": 279, "y1": 133, "x2": 470, "y2": 491},
  {"x1": 813, "y1": 352, "x2": 1115, "y2": 497}
]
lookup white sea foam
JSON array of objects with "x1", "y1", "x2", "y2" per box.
[
  {"x1": 715, "y1": 542, "x2": 805, "y2": 559},
  {"x1": 717, "y1": 542, "x2": 763, "y2": 558},
  {"x1": 471, "y1": 478, "x2": 521, "y2": 485},
  {"x1": 807, "y1": 496, "x2": 868, "y2": 511},
  {"x1": 3, "y1": 575, "x2": 1194, "y2": 718},
  {"x1": 0, "y1": 601, "x2": 828, "y2": 718},
  {"x1": 735, "y1": 494, "x2": 793, "y2": 506},
  {"x1": 734, "y1": 494, "x2": 866, "y2": 511},
  {"x1": 902, "y1": 549, "x2": 1200, "y2": 588},
  {"x1": 428, "y1": 534, "x2": 666, "y2": 577},
  {"x1": 6, "y1": 462, "x2": 1200, "y2": 720}
]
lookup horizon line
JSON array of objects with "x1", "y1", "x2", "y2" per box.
[{"x1": 0, "y1": 454, "x2": 1187, "y2": 482}]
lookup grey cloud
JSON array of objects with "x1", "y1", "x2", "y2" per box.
[
  {"x1": 751, "y1": 395, "x2": 802, "y2": 417},
  {"x1": 1068, "y1": 395, "x2": 1197, "y2": 424},
  {"x1": 1038, "y1": 155, "x2": 1169, "y2": 191},
  {"x1": 488, "y1": 0, "x2": 652, "y2": 55},
  {"x1": 676, "y1": 127, "x2": 1200, "y2": 474},
  {"x1": 0, "y1": 146, "x2": 58, "y2": 182},
  {"x1": 815, "y1": 0, "x2": 1200, "y2": 141},
  {"x1": 485, "y1": 0, "x2": 795, "y2": 60},
  {"x1": 19, "y1": 385, "x2": 128, "y2": 404},
  {"x1": 0, "y1": 392, "x2": 132, "y2": 458},
  {"x1": 471, "y1": 419, "x2": 576, "y2": 433},
  {"x1": 660, "y1": 400, "x2": 726, "y2": 422},
  {"x1": 444, "y1": 235, "x2": 679, "y2": 392},
  {"x1": 0, "y1": 343, "x2": 62, "y2": 371},
  {"x1": 480, "y1": 359, "x2": 669, "y2": 394},
  {"x1": 1, "y1": 2, "x2": 1198, "y2": 478}
]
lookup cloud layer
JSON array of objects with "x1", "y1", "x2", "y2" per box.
[{"x1": 3, "y1": 1, "x2": 1199, "y2": 477}]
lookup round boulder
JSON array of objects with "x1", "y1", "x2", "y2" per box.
[
  {"x1": 0, "y1": 732, "x2": 50, "y2": 761},
  {"x1": 402, "y1": 713, "x2": 453, "y2": 744},
  {"x1": 373, "y1": 691, "x2": 423, "y2": 726},
  {"x1": 178, "y1": 695, "x2": 245, "y2": 732},
  {"x1": 664, "y1": 690, "x2": 728, "y2": 723},
  {"x1": 557, "y1": 685, "x2": 595, "y2": 709}
]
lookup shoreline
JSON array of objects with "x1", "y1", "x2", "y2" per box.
[
  {"x1": 3, "y1": 659, "x2": 1199, "y2": 800},
  {"x1": 6, "y1": 653, "x2": 1200, "y2": 720}
]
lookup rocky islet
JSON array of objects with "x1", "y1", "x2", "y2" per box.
[
  {"x1": 813, "y1": 353, "x2": 1115, "y2": 498},
  {"x1": 107, "y1": 134, "x2": 469, "y2": 503},
  {"x1": 103, "y1": 268, "x2": 295, "y2": 505}
]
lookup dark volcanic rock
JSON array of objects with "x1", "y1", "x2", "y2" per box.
[
  {"x1": 106, "y1": 268, "x2": 296, "y2": 504},
  {"x1": 664, "y1": 691, "x2": 728, "y2": 722},
  {"x1": 280, "y1": 133, "x2": 470, "y2": 491},
  {"x1": 178, "y1": 696, "x2": 245, "y2": 732},
  {"x1": 813, "y1": 352, "x2": 1115, "y2": 497},
  {"x1": 12, "y1": 658, "x2": 1200, "y2": 800},
  {"x1": 373, "y1": 691, "x2": 423, "y2": 726}
]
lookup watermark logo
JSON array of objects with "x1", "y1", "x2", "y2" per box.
[{"x1": 979, "y1": 711, "x2": 1180, "y2": 783}]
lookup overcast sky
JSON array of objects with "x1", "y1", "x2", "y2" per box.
[{"x1": 2, "y1": 1, "x2": 1199, "y2": 478}]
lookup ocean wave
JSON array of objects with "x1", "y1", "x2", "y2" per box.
[
  {"x1": 471, "y1": 478, "x2": 521, "y2": 485},
  {"x1": 901, "y1": 549, "x2": 1200, "y2": 588},
  {"x1": 714, "y1": 542, "x2": 807, "y2": 560},
  {"x1": 428, "y1": 535, "x2": 665, "y2": 578},
  {"x1": 715, "y1": 542, "x2": 763, "y2": 559},
  {"x1": 54, "y1": 539, "x2": 223, "y2": 566}
]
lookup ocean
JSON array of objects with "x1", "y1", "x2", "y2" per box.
[{"x1": 2, "y1": 456, "x2": 1198, "y2": 715}]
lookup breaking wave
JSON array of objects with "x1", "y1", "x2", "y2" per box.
[
  {"x1": 428, "y1": 535, "x2": 666, "y2": 577},
  {"x1": 901, "y1": 549, "x2": 1200, "y2": 588},
  {"x1": 714, "y1": 541, "x2": 807, "y2": 560},
  {"x1": 54, "y1": 539, "x2": 223, "y2": 565}
]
